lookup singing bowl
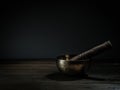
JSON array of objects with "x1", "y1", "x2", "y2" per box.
[{"x1": 56, "y1": 55, "x2": 90, "y2": 75}]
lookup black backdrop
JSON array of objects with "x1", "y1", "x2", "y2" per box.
[{"x1": 0, "y1": 1, "x2": 119, "y2": 59}]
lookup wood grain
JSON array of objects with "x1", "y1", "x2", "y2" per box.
[{"x1": 0, "y1": 60, "x2": 120, "y2": 90}]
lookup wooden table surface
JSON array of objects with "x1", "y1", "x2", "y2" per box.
[{"x1": 0, "y1": 59, "x2": 120, "y2": 90}]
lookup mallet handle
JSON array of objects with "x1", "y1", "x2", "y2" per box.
[{"x1": 70, "y1": 41, "x2": 112, "y2": 61}]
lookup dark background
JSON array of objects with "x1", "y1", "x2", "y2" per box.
[{"x1": 0, "y1": 0, "x2": 119, "y2": 59}]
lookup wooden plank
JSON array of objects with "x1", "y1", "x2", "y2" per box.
[{"x1": 0, "y1": 60, "x2": 120, "y2": 90}]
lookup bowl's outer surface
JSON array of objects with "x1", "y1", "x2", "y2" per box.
[{"x1": 56, "y1": 55, "x2": 90, "y2": 75}]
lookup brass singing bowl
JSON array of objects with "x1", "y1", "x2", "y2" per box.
[{"x1": 56, "y1": 55, "x2": 90, "y2": 75}]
